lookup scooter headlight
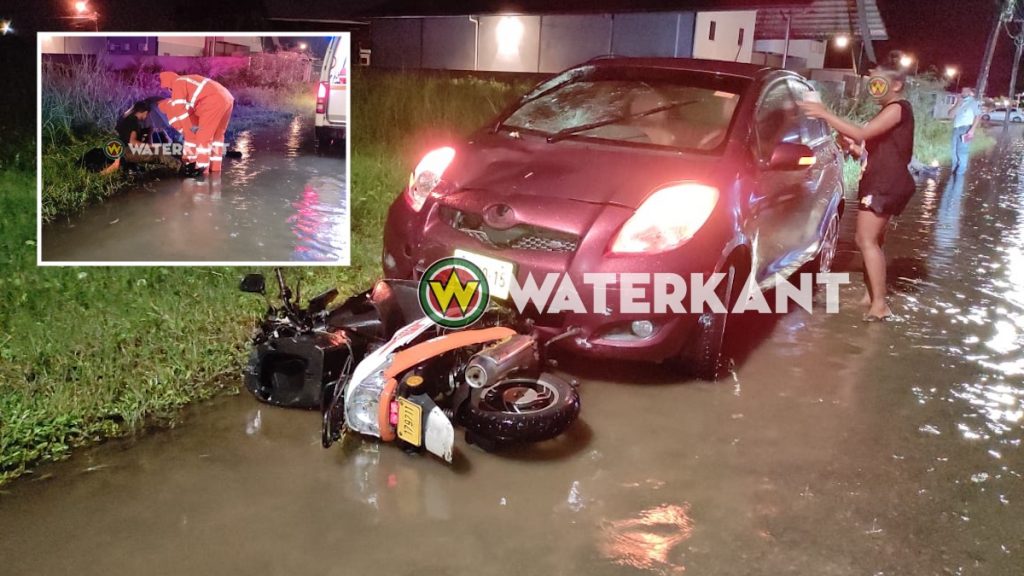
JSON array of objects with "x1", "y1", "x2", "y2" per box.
[{"x1": 344, "y1": 369, "x2": 387, "y2": 438}]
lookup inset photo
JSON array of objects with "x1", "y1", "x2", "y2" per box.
[{"x1": 38, "y1": 32, "x2": 350, "y2": 265}]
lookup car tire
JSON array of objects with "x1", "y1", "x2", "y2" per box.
[
  {"x1": 813, "y1": 212, "x2": 840, "y2": 274},
  {"x1": 686, "y1": 263, "x2": 737, "y2": 381},
  {"x1": 1014, "y1": 116, "x2": 1023, "y2": 123},
  {"x1": 459, "y1": 373, "x2": 580, "y2": 446}
]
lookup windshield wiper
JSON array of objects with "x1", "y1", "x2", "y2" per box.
[{"x1": 545, "y1": 99, "x2": 697, "y2": 144}]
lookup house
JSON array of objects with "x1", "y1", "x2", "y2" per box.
[{"x1": 753, "y1": 0, "x2": 888, "y2": 74}]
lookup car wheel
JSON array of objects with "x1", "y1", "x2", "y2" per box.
[
  {"x1": 1014, "y1": 116, "x2": 1023, "y2": 123},
  {"x1": 982, "y1": 114, "x2": 991, "y2": 122},
  {"x1": 685, "y1": 263, "x2": 737, "y2": 381},
  {"x1": 813, "y1": 212, "x2": 840, "y2": 274}
]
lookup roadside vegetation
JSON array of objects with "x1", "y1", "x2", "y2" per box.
[
  {"x1": 817, "y1": 73, "x2": 996, "y2": 189},
  {"x1": 2, "y1": 70, "x2": 527, "y2": 485},
  {"x1": 41, "y1": 57, "x2": 315, "y2": 222}
]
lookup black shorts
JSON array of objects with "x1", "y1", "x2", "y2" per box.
[{"x1": 857, "y1": 190, "x2": 914, "y2": 216}]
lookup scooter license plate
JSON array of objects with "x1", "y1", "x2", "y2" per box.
[{"x1": 396, "y1": 397, "x2": 423, "y2": 446}]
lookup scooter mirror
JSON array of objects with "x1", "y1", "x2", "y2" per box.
[{"x1": 239, "y1": 273, "x2": 266, "y2": 295}]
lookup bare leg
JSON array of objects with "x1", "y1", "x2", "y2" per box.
[
  {"x1": 859, "y1": 222, "x2": 888, "y2": 306},
  {"x1": 856, "y1": 210, "x2": 892, "y2": 318}
]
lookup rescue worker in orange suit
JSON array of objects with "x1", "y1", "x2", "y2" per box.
[{"x1": 158, "y1": 71, "x2": 234, "y2": 173}]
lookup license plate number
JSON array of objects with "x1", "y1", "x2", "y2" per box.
[
  {"x1": 454, "y1": 249, "x2": 515, "y2": 300},
  {"x1": 396, "y1": 397, "x2": 423, "y2": 446}
]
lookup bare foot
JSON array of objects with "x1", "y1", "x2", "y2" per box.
[{"x1": 866, "y1": 302, "x2": 892, "y2": 319}]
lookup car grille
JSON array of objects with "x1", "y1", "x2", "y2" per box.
[{"x1": 439, "y1": 207, "x2": 579, "y2": 253}]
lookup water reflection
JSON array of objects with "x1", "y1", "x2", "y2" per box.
[
  {"x1": 288, "y1": 177, "x2": 348, "y2": 262},
  {"x1": 600, "y1": 503, "x2": 694, "y2": 574},
  {"x1": 41, "y1": 118, "x2": 348, "y2": 263}
]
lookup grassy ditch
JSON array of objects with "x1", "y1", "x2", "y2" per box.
[
  {"x1": 40, "y1": 57, "x2": 315, "y2": 223},
  {"x1": 1, "y1": 70, "x2": 529, "y2": 485}
]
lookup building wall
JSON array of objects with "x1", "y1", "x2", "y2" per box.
[
  {"x1": 370, "y1": 10, "x2": 742, "y2": 72},
  {"x1": 539, "y1": 15, "x2": 613, "y2": 72},
  {"x1": 157, "y1": 36, "x2": 207, "y2": 56},
  {"x1": 39, "y1": 35, "x2": 106, "y2": 55},
  {"x1": 370, "y1": 18, "x2": 423, "y2": 69},
  {"x1": 692, "y1": 10, "x2": 757, "y2": 63},
  {"x1": 753, "y1": 39, "x2": 826, "y2": 69}
]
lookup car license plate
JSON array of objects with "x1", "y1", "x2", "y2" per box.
[
  {"x1": 454, "y1": 249, "x2": 515, "y2": 300},
  {"x1": 396, "y1": 397, "x2": 423, "y2": 446}
]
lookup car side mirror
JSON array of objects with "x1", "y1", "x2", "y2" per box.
[
  {"x1": 768, "y1": 142, "x2": 817, "y2": 171},
  {"x1": 239, "y1": 273, "x2": 266, "y2": 295}
]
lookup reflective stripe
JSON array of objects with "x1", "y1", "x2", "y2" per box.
[
  {"x1": 196, "y1": 147, "x2": 211, "y2": 153},
  {"x1": 170, "y1": 99, "x2": 189, "y2": 106},
  {"x1": 211, "y1": 141, "x2": 225, "y2": 146},
  {"x1": 183, "y1": 142, "x2": 197, "y2": 147},
  {"x1": 168, "y1": 113, "x2": 190, "y2": 125},
  {"x1": 189, "y1": 78, "x2": 209, "y2": 108},
  {"x1": 209, "y1": 156, "x2": 223, "y2": 161},
  {"x1": 195, "y1": 162, "x2": 209, "y2": 168}
]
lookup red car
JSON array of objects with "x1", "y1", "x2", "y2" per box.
[{"x1": 383, "y1": 58, "x2": 844, "y2": 379}]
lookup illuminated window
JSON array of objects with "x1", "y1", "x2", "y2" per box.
[{"x1": 709, "y1": 21, "x2": 716, "y2": 41}]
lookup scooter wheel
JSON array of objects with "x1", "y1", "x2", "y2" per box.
[{"x1": 459, "y1": 372, "x2": 580, "y2": 445}]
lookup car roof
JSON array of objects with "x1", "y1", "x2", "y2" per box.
[{"x1": 584, "y1": 56, "x2": 786, "y2": 81}]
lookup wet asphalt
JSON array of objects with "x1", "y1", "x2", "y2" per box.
[
  {"x1": 3, "y1": 130, "x2": 1022, "y2": 575},
  {"x1": 41, "y1": 116, "x2": 349, "y2": 263}
]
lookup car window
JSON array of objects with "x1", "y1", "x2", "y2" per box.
[
  {"x1": 787, "y1": 79, "x2": 830, "y2": 143},
  {"x1": 502, "y1": 66, "x2": 747, "y2": 152},
  {"x1": 755, "y1": 81, "x2": 802, "y2": 159}
]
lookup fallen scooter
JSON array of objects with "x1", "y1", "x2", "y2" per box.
[
  {"x1": 321, "y1": 311, "x2": 580, "y2": 463},
  {"x1": 239, "y1": 271, "x2": 581, "y2": 464}
]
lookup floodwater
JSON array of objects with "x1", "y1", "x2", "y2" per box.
[
  {"x1": 4, "y1": 134, "x2": 1023, "y2": 575},
  {"x1": 41, "y1": 116, "x2": 349, "y2": 263}
]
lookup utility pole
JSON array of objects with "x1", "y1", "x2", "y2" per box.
[
  {"x1": 855, "y1": 0, "x2": 876, "y2": 64},
  {"x1": 1004, "y1": 16, "x2": 1024, "y2": 134},
  {"x1": 979, "y1": 0, "x2": 1015, "y2": 97},
  {"x1": 1004, "y1": 35, "x2": 1022, "y2": 134}
]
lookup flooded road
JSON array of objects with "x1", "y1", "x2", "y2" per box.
[
  {"x1": 42, "y1": 117, "x2": 349, "y2": 263},
  {"x1": 4, "y1": 136, "x2": 1023, "y2": 575}
]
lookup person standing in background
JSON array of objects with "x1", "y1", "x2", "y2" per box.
[{"x1": 949, "y1": 87, "x2": 981, "y2": 175}]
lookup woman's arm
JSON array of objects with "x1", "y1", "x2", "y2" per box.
[{"x1": 798, "y1": 100, "x2": 903, "y2": 143}]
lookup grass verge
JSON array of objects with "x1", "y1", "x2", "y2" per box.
[{"x1": 1, "y1": 70, "x2": 528, "y2": 485}]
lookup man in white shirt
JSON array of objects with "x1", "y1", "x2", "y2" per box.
[{"x1": 949, "y1": 87, "x2": 981, "y2": 175}]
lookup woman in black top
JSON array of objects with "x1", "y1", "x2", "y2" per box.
[{"x1": 799, "y1": 65, "x2": 915, "y2": 321}]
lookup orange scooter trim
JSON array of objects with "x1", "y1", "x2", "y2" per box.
[{"x1": 376, "y1": 327, "x2": 517, "y2": 441}]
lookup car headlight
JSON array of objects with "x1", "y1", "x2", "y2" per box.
[
  {"x1": 344, "y1": 368, "x2": 387, "y2": 438},
  {"x1": 406, "y1": 146, "x2": 456, "y2": 212},
  {"x1": 609, "y1": 183, "x2": 719, "y2": 254}
]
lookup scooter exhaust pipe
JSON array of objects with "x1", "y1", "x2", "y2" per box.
[{"x1": 464, "y1": 335, "x2": 538, "y2": 388}]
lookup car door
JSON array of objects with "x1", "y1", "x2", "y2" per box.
[
  {"x1": 787, "y1": 79, "x2": 844, "y2": 255},
  {"x1": 749, "y1": 79, "x2": 813, "y2": 284}
]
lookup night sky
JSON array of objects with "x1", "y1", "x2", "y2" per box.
[
  {"x1": 875, "y1": 0, "x2": 1004, "y2": 88},
  {"x1": 0, "y1": 0, "x2": 1014, "y2": 91}
]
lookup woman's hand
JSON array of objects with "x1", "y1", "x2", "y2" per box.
[{"x1": 797, "y1": 100, "x2": 830, "y2": 120}]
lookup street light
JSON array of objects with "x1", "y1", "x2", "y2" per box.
[
  {"x1": 834, "y1": 35, "x2": 850, "y2": 49},
  {"x1": 899, "y1": 54, "x2": 914, "y2": 69},
  {"x1": 298, "y1": 42, "x2": 307, "y2": 51},
  {"x1": 945, "y1": 65, "x2": 961, "y2": 90},
  {"x1": 0, "y1": 20, "x2": 11, "y2": 35},
  {"x1": 69, "y1": 1, "x2": 99, "y2": 31}
]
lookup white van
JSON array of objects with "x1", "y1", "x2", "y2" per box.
[{"x1": 315, "y1": 35, "x2": 349, "y2": 152}]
